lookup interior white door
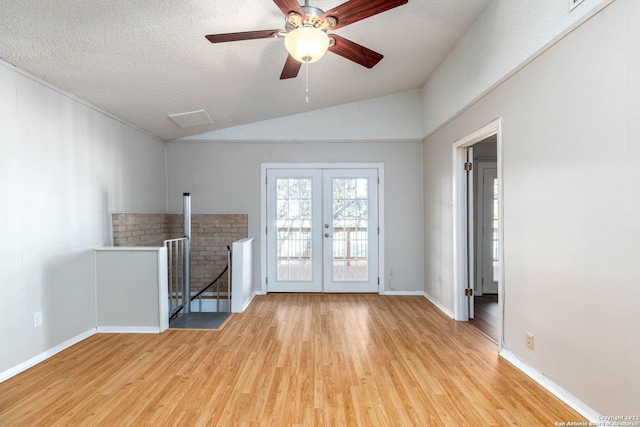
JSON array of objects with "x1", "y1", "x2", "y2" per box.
[
  {"x1": 478, "y1": 164, "x2": 498, "y2": 294},
  {"x1": 322, "y1": 169, "x2": 379, "y2": 293},
  {"x1": 266, "y1": 169, "x2": 323, "y2": 292},
  {"x1": 266, "y1": 168, "x2": 379, "y2": 293},
  {"x1": 466, "y1": 148, "x2": 475, "y2": 319}
]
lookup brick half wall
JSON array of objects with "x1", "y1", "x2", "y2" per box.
[{"x1": 112, "y1": 213, "x2": 248, "y2": 293}]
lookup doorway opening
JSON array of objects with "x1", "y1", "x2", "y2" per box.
[
  {"x1": 452, "y1": 119, "x2": 503, "y2": 346},
  {"x1": 471, "y1": 143, "x2": 498, "y2": 341}
]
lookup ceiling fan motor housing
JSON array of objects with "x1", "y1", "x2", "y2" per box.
[{"x1": 285, "y1": 6, "x2": 336, "y2": 32}]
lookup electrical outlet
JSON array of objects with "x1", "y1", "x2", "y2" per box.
[
  {"x1": 526, "y1": 332, "x2": 534, "y2": 350},
  {"x1": 33, "y1": 311, "x2": 43, "y2": 328}
]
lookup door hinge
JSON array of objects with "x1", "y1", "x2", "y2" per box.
[
  {"x1": 265, "y1": 227, "x2": 268, "y2": 235},
  {"x1": 377, "y1": 177, "x2": 380, "y2": 184},
  {"x1": 265, "y1": 176, "x2": 267, "y2": 185},
  {"x1": 378, "y1": 227, "x2": 380, "y2": 235},
  {"x1": 266, "y1": 277, "x2": 268, "y2": 284},
  {"x1": 464, "y1": 162, "x2": 473, "y2": 171},
  {"x1": 378, "y1": 277, "x2": 380, "y2": 285},
  {"x1": 465, "y1": 288, "x2": 474, "y2": 297}
]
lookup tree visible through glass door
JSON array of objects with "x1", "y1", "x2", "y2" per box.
[
  {"x1": 275, "y1": 177, "x2": 313, "y2": 282},
  {"x1": 331, "y1": 177, "x2": 369, "y2": 282}
]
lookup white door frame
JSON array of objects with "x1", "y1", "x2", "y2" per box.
[
  {"x1": 260, "y1": 163, "x2": 385, "y2": 295},
  {"x1": 452, "y1": 119, "x2": 504, "y2": 345}
]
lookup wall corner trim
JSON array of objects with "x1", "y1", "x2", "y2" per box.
[
  {"x1": 499, "y1": 349, "x2": 602, "y2": 422},
  {"x1": 0, "y1": 328, "x2": 97, "y2": 384}
]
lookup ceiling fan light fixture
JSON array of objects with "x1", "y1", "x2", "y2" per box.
[{"x1": 284, "y1": 27, "x2": 330, "y2": 63}]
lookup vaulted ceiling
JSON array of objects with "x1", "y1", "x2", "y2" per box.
[{"x1": 0, "y1": 0, "x2": 491, "y2": 140}]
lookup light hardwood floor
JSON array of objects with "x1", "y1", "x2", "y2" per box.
[{"x1": 0, "y1": 294, "x2": 585, "y2": 426}]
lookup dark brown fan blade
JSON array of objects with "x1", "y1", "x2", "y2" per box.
[
  {"x1": 322, "y1": 0, "x2": 407, "y2": 30},
  {"x1": 273, "y1": 0, "x2": 306, "y2": 18},
  {"x1": 205, "y1": 30, "x2": 281, "y2": 43},
  {"x1": 328, "y1": 34, "x2": 383, "y2": 68},
  {"x1": 280, "y1": 55, "x2": 302, "y2": 79}
]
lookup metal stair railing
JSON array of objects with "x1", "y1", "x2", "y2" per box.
[
  {"x1": 169, "y1": 245, "x2": 231, "y2": 321},
  {"x1": 164, "y1": 237, "x2": 188, "y2": 318}
]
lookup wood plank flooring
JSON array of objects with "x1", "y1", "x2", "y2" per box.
[{"x1": 0, "y1": 295, "x2": 585, "y2": 426}]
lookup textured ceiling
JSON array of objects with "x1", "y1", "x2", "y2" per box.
[{"x1": 0, "y1": 0, "x2": 491, "y2": 141}]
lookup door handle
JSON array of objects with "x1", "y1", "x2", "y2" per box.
[{"x1": 324, "y1": 233, "x2": 332, "y2": 238}]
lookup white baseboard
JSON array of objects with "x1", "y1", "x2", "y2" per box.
[
  {"x1": 418, "y1": 294, "x2": 601, "y2": 421},
  {"x1": 0, "y1": 328, "x2": 97, "y2": 383},
  {"x1": 241, "y1": 291, "x2": 257, "y2": 312},
  {"x1": 499, "y1": 349, "x2": 601, "y2": 422},
  {"x1": 96, "y1": 326, "x2": 161, "y2": 334},
  {"x1": 422, "y1": 292, "x2": 455, "y2": 319},
  {"x1": 384, "y1": 290, "x2": 425, "y2": 296}
]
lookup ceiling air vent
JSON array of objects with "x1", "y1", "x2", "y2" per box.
[
  {"x1": 569, "y1": 0, "x2": 584, "y2": 11},
  {"x1": 168, "y1": 109, "x2": 213, "y2": 129}
]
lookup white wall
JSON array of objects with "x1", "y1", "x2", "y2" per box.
[
  {"x1": 422, "y1": 0, "x2": 639, "y2": 415},
  {"x1": 166, "y1": 140, "x2": 424, "y2": 294},
  {"x1": 180, "y1": 90, "x2": 423, "y2": 142},
  {"x1": 0, "y1": 62, "x2": 166, "y2": 375},
  {"x1": 421, "y1": 0, "x2": 610, "y2": 137}
]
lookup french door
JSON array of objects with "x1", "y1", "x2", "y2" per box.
[{"x1": 266, "y1": 168, "x2": 379, "y2": 293}]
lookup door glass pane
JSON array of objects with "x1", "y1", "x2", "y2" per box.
[
  {"x1": 492, "y1": 177, "x2": 499, "y2": 281},
  {"x1": 276, "y1": 178, "x2": 313, "y2": 281},
  {"x1": 332, "y1": 178, "x2": 369, "y2": 281}
]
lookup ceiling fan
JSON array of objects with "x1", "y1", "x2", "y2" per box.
[{"x1": 205, "y1": 0, "x2": 408, "y2": 80}]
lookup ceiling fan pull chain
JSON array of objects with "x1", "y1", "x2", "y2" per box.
[{"x1": 305, "y1": 61, "x2": 309, "y2": 104}]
